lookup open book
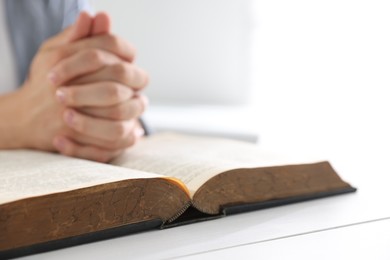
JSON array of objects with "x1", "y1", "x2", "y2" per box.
[{"x1": 0, "y1": 133, "x2": 355, "y2": 258}]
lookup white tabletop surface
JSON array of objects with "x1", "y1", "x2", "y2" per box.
[{"x1": 182, "y1": 218, "x2": 390, "y2": 260}]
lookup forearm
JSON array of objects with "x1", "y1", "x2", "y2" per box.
[{"x1": 0, "y1": 89, "x2": 29, "y2": 149}]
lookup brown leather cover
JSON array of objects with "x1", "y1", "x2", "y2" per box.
[{"x1": 0, "y1": 185, "x2": 356, "y2": 259}]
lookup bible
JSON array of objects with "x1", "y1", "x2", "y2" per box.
[{"x1": 0, "y1": 133, "x2": 356, "y2": 258}]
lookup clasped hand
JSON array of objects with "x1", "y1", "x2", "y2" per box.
[{"x1": 18, "y1": 12, "x2": 148, "y2": 162}]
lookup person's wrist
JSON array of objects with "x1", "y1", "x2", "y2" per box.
[
  {"x1": 13, "y1": 86, "x2": 35, "y2": 149},
  {"x1": 0, "y1": 86, "x2": 31, "y2": 149}
]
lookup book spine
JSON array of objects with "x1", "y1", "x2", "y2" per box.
[{"x1": 166, "y1": 201, "x2": 192, "y2": 223}]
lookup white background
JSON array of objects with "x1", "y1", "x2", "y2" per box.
[
  {"x1": 92, "y1": 0, "x2": 390, "y2": 159},
  {"x1": 252, "y1": 1, "x2": 390, "y2": 157},
  {"x1": 92, "y1": 0, "x2": 254, "y2": 105}
]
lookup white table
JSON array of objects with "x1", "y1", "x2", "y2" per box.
[{"x1": 182, "y1": 218, "x2": 390, "y2": 260}]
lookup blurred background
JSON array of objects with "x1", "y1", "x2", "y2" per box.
[{"x1": 92, "y1": 0, "x2": 390, "y2": 169}]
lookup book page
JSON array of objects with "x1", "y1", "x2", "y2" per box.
[
  {"x1": 112, "y1": 133, "x2": 307, "y2": 197},
  {"x1": 0, "y1": 150, "x2": 163, "y2": 205}
]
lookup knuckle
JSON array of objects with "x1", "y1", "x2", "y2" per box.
[
  {"x1": 106, "y1": 82, "x2": 120, "y2": 103},
  {"x1": 105, "y1": 83, "x2": 124, "y2": 104},
  {"x1": 109, "y1": 107, "x2": 122, "y2": 120},
  {"x1": 111, "y1": 63, "x2": 127, "y2": 81},
  {"x1": 110, "y1": 104, "x2": 129, "y2": 120},
  {"x1": 105, "y1": 34, "x2": 121, "y2": 50},
  {"x1": 104, "y1": 34, "x2": 136, "y2": 61},
  {"x1": 49, "y1": 49, "x2": 65, "y2": 64},
  {"x1": 85, "y1": 49, "x2": 103, "y2": 64},
  {"x1": 131, "y1": 67, "x2": 148, "y2": 89},
  {"x1": 56, "y1": 64, "x2": 71, "y2": 79},
  {"x1": 113, "y1": 122, "x2": 127, "y2": 138},
  {"x1": 127, "y1": 66, "x2": 136, "y2": 84},
  {"x1": 55, "y1": 47, "x2": 69, "y2": 60},
  {"x1": 137, "y1": 96, "x2": 148, "y2": 115}
]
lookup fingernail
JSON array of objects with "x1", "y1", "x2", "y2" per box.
[
  {"x1": 64, "y1": 110, "x2": 74, "y2": 125},
  {"x1": 53, "y1": 136, "x2": 66, "y2": 151},
  {"x1": 56, "y1": 89, "x2": 66, "y2": 103},
  {"x1": 48, "y1": 71, "x2": 58, "y2": 85}
]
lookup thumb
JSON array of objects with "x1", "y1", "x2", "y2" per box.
[
  {"x1": 91, "y1": 12, "x2": 111, "y2": 35},
  {"x1": 68, "y1": 11, "x2": 94, "y2": 41},
  {"x1": 42, "y1": 12, "x2": 93, "y2": 49}
]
